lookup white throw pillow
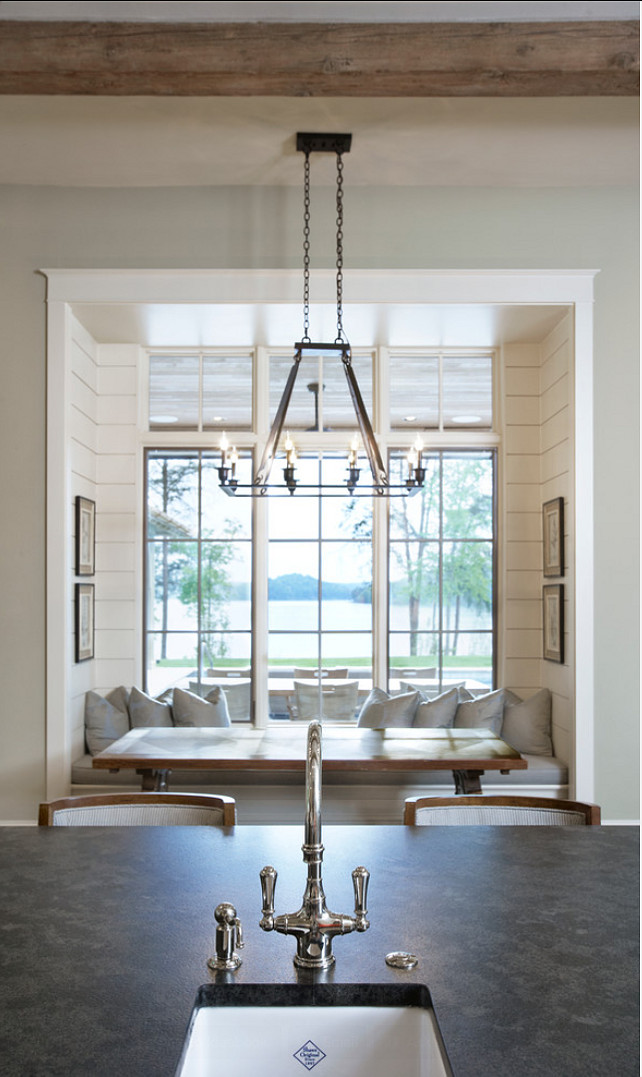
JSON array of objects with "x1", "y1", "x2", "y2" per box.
[
  {"x1": 453, "y1": 689, "x2": 506, "y2": 735},
  {"x1": 84, "y1": 686, "x2": 130, "y2": 755},
  {"x1": 501, "y1": 688, "x2": 553, "y2": 756},
  {"x1": 128, "y1": 685, "x2": 173, "y2": 728},
  {"x1": 172, "y1": 686, "x2": 231, "y2": 728},
  {"x1": 413, "y1": 687, "x2": 461, "y2": 729},
  {"x1": 357, "y1": 688, "x2": 421, "y2": 729}
]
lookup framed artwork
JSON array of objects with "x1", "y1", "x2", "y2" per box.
[
  {"x1": 542, "y1": 497, "x2": 564, "y2": 577},
  {"x1": 75, "y1": 583, "x2": 95, "y2": 662},
  {"x1": 75, "y1": 496, "x2": 96, "y2": 576},
  {"x1": 543, "y1": 584, "x2": 564, "y2": 663}
]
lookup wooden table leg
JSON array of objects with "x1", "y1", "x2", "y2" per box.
[
  {"x1": 452, "y1": 769, "x2": 484, "y2": 794},
  {"x1": 137, "y1": 768, "x2": 171, "y2": 791}
]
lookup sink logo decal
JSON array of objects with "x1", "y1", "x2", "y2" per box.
[{"x1": 293, "y1": 1040, "x2": 326, "y2": 1070}]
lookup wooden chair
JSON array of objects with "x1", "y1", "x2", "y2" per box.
[
  {"x1": 38, "y1": 792, "x2": 236, "y2": 827},
  {"x1": 403, "y1": 795, "x2": 600, "y2": 826}
]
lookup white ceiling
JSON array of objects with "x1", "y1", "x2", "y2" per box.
[
  {"x1": 1, "y1": 2, "x2": 638, "y2": 21},
  {"x1": 72, "y1": 300, "x2": 568, "y2": 349}
]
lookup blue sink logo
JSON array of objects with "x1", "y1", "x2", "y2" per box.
[{"x1": 294, "y1": 1040, "x2": 326, "y2": 1070}]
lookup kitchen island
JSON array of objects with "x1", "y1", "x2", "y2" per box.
[{"x1": 0, "y1": 825, "x2": 638, "y2": 1077}]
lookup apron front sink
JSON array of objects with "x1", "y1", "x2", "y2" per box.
[{"x1": 175, "y1": 983, "x2": 452, "y2": 1077}]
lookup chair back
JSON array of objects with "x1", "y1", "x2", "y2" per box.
[
  {"x1": 396, "y1": 667, "x2": 437, "y2": 680},
  {"x1": 39, "y1": 792, "x2": 236, "y2": 827},
  {"x1": 404, "y1": 795, "x2": 600, "y2": 826},
  {"x1": 293, "y1": 680, "x2": 359, "y2": 722},
  {"x1": 320, "y1": 680, "x2": 359, "y2": 720},
  {"x1": 220, "y1": 680, "x2": 251, "y2": 722},
  {"x1": 293, "y1": 667, "x2": 349, "y2": 679}
]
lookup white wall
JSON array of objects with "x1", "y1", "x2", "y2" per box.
[
  {"x1": 94, "y1": 343, "x2": 141, "y2": 694},
  {"x1": 68, "y1": 331, "x2": 142, "y2": 762},
  {"x1": 539, "y1": 314, "x2": 574, "y2": 773},
  {"x1": 503, "y1": 342, "x2": 543, "y2": 699},
  {"x1": 69, "y1": 316, "x2": 98, "y2": 761},
  {"x1": 0, "y1": 182, "x2": 637, "y2": 822}
]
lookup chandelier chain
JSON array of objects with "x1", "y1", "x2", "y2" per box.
[
  {"x1": 335, "y1": 151, "x2": 346, "y2": 344},
  {"x1": 302, "y1": 151, "x2": 311, "y2": 342}
]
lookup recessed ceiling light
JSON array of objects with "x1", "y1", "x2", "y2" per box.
[
  {"x1": 403, "y1": 415, "x2": 418, "y2": 423},
  {"x1": 211, "y1": 416, "x2": 224, "y2": 423},
  {"x1": 150, "y1": 415, "x2": 178, "y2": 424},
  {"x1": 450, "y1": 415, "x2": 482, "y2": 424}
]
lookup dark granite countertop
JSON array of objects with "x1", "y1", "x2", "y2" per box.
[{"x1": 0, "y1": 825, "x2": 638, "y2": 1077}]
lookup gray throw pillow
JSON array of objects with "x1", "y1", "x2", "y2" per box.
[
  {"x1": 501, "y1": 688, "x2": 553, "y2": 756},
  {"x1": 128, "y1": 685, "x2": 173, "y2": 728},
  {"x1": 85, "y1": 686, "x2": 130, "y2": 755},
  {"x1": 413, "y1": 687, "x2": 460, "y2": 729},
  {"x1": 172, "y1": 686, "x2": 231, "y2": 728},
  {"x1": 454, "y1": 689, "x2": 506, "y2": 735},
  {"x1": 357, "y1": 688, "x2": 421, "y2": 729}
]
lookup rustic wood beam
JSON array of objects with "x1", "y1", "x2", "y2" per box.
[{"x1": 0, "y1": 20, "x2": 637, "y2": 96}]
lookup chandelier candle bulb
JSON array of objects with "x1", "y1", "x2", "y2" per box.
[
  {"x1": 220, "y1": 433, "x2": 228, "y2": 467},
  {"x1": 348, "y1": 436, "x2": 359, "y2": 468},
  {"x1": 414, "y1": 436, "x2": 423, "y2": 469},
  {"x1": 284, "y1": 433, "x2": 297, "y2": 468}
]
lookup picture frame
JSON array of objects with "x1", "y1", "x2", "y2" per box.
[
  {"x1": 75, "y1": 496, "x2": 96, "y2": 576},
  {"x1": 543, "y1": 584, "x2": 564, "y2": 663},
  {"x1": 75, "y1": 583, "x2": 95, "y2": 662},
  {"x1": 542, "y1": 496, "x2": 564, "y2": 577}
]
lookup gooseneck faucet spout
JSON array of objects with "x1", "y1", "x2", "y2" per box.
[
  {"x1": 305, "y1": 719, "x2": 322, "y2": 847},
  {"x1": 260, "y1": 720, "x2": 370, "y2": 970}
]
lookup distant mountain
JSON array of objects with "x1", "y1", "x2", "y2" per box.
[{"x1": 268, "y1": 573, "x2": 359, "y2": 600}]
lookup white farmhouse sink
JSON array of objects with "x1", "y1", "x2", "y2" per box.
[{"x1": 175, "y1": 984, "x2": 452, "y2": 1077}]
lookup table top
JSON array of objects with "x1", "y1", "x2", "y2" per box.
[
  {"x1": 0, "y1": 825, "x2": 637, "y2": 1077},
  {"x1": 92, "y1": 725, "x2": 526, "y2": 773}
]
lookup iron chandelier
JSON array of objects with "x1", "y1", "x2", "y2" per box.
[{"x1": 218, "y1": 133, "x2": 425, "y2": 497}]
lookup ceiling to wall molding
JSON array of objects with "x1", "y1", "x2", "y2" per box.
[{"x1": 1, "y1": 3, "x2": 638, "y2": 21}]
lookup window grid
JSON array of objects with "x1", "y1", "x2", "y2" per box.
[{"x1": 144, "y1": 347, "x2": 498, "y2": 722}]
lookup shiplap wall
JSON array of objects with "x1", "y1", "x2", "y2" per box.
[
  {"x1": 69, "y1": 317, "x2": 98, "y2": 762},
  {"x1": 69, "y1": 323, "x2": 141, "y2": 761},
  {"x1": 539, "y1": 313, "x2": 574, "y2": 770},
  {"x1": 503, "y1": 341, "x2": 542, "y2": 698},
  {"x1": 502, "y1": 313, "x2": 574, "y2": 766}
]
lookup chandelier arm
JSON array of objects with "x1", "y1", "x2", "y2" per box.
[
  {"x1": 254, "y1": 349, "x2": 303, "y2": 488},
  {"x1": 342, "y1": 355, "x2": 388, "y2": 490}
]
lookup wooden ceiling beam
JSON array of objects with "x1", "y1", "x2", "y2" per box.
[{"x1": 0, "y1": 20, "x2": 638, "y2": 96}]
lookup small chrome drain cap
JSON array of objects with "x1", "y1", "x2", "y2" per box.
[{"x1": 385, "y1": 951, "x2": 418, "y2": 969}]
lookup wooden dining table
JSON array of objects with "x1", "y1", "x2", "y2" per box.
[{"x1": 92, "y1": 724, "x2": 526, "y2": 794}]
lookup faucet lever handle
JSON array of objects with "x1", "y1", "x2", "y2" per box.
[
  {"x1": 352, "y1": 866, "x2": 370, "y2": 930},
  {"x1": 260, "y1": 865, "x2": 277, "y2": 930}
]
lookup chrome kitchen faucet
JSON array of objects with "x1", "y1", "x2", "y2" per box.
[{"x1": 259, "y1": 720, "x2": 370, "y2": 969}]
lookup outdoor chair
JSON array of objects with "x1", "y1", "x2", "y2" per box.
[
  {"x1": 291, "y1": 679, "x2": 359, "y2": 722},
  {"x1": 38, "y1": 792, "x2": 236, "y2": 827},
  {"x1": 403, "y1": 795, "x2": 600, "y2": 826},
  {"x1": 293, "y1": 667, "x2": 349, "y2": 679}
]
